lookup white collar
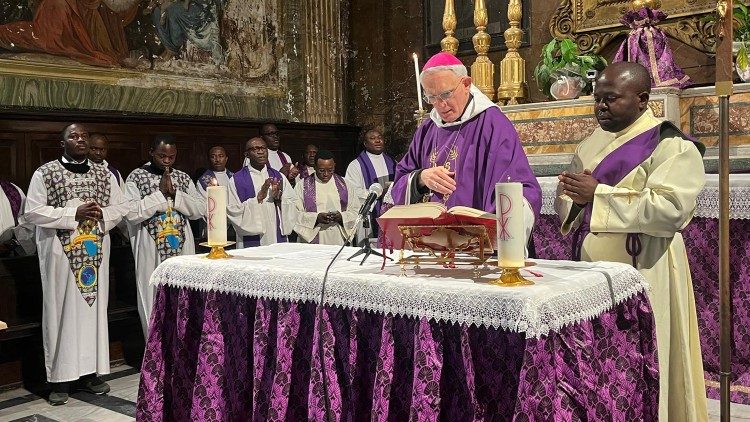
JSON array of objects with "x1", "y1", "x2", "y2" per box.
[
  {"x1": 248, "y1": 165, "x2": 267, "y2": 175},
  {"x1": 428, "y1": 84, "x2": 500, "y2": 128},
  {"x1": 61, "y1": 155, "x2": 88, "y2": 164}
]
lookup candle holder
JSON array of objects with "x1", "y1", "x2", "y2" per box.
[
  {"x1": 490, "y1": 262, "x2": 535, "y2": 287},
  {"x1": 200, "y1": 241, "x2": 235, "y2": 259},
  {"x1": 414, "y1": 108, "x2": 428, "y2": 126}
]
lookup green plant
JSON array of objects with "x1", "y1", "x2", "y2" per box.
[
  {"x1": 735, "y1": 3, "x2": 750, "y2": 71},
  {"x1": 533, "y1": 39, "x2": 607, "y2": 98}
]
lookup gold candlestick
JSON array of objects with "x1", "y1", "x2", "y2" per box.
[
  {"x1": 414, "y1": 108, "x2": 428, "y2": 126},
  {"x1": 490, "y1": 266, "x2": 533, "y2": 286},
  {"x1": 200, "y1": 241, "x2": 235, "y2": 259}
]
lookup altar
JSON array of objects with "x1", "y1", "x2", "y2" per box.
[
  {"x1": 137, "y1": 243, "x2": 658, "y2": 421},
  {"x1": 534, "y1": 173, "x2": 750, "y2": 404}
]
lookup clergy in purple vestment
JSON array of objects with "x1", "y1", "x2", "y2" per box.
[
  {"x1": 228, "y1": 137, "x2": 298, "y2": 248},
  {"x1": 390, "y1": 52, "x2": 541, "y2": 243}
]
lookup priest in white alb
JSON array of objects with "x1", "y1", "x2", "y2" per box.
[
  {"x1": 293, "y1": 150, "x2": 360, "y2": 245},
  {"x1": 22, "y1": 124, "x2": 128, "y2": 405},
  {"x1": 555, "y1": 62, "x2": 707, "y2": 421},
  {"x1": 228, "y1": 137, "x2": 297, "y2": 247},
  {"x1": 124, "y1": 135, "x2": 205, "y2": 337},
  {"x1": 345, "y1": 128, "x2": 396, "y2": 243}
]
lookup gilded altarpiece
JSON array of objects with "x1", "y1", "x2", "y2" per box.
[{"x1": 551, "y1": 0, "x2": 717, "y2": 53}]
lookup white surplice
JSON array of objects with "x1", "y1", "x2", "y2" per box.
[
  {"x1": 555, "y1": 110, "x2": 707, "y2": 421},
  {"x1": 227, "y1": 165, "x2": 297, "y2": 248},
  {"x1": 293, "y1": 175, "x2": 360, "y2": 245},
  {"x1": 22, "y1": 159, "x2": 128, "y2": 382},
  {"x1": 243, "y1": 150, "x2": 292, "y2": 172},
  {"x1": 0, "y1": 181, "x2": 35, "y2": 254},
  {"x1": 345, "y1": 151, "x2": 393, "y2": 242},
  {"x1": 124, "y1": 166, "x2": 205, "y2": 337}
]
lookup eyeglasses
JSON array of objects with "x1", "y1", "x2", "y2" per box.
[
  {"x1": 316, "y1": 168, "x2": 335, "y2": 175},
  {"x1": 68, "y1": 132, "x2": 89, "y2": 141},
  {"x1": 423, "y1": 81, "x2": 463, "y2": 104}
]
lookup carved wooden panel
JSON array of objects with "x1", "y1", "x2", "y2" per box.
[
  {"x1": 550, "y1": 0, "x2": 717, "y2": 53},
  {"x1": 0, "y1": 133, "x2": 23, "y2": 185}
]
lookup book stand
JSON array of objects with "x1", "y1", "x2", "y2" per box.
[{"x1": 396, "y1": 224, "x2": 493, "y2": 276}]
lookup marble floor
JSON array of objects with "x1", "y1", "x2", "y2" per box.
[{"x1": 1, "y1": 367, "x2": 749, "y2": 421}]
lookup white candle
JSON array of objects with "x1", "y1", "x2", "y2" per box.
[
  {"x1": 207, "y1": 184, "x2": 227, "y2": 245},
  {"x1": 495, "y1": 182, "x2": 525, "y2": 268},
  {"x1": 413, "y1": 53, "x2": 424, "y2": 111}
]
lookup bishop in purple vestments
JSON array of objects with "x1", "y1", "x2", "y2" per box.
[{"x1": 390, "y1": 52, "x2": 541, "y2": 243}]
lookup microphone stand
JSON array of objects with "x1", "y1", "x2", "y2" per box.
[{"x1": 347, "y1": 208, "x2": 391, "y2": 265}]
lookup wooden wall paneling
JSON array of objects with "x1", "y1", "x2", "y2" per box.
[{"x1": 0, "y1": 132, "x2": 24, "y2": 187}]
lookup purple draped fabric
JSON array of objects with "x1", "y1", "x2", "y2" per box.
[
  {"x1": 572, "y1": 122, "x2": 701, "y2": 265},
  {"x1": 233, "y1": 166, "x2": 287, "y2": 246},
  {"x1": 613, "y1": 7, "x2": 692, "y2": 89},
  {"x1": 391, "y1": 107, "x2": 542, "y2": 219},
  {"x1": 275, "y1": 150, "x2": 289, "y2": 167},
  {"x1": 302, "y1": 174, "x2": 349, "y2": 244},
  {"x1": 137, "y1": 285, "x2": 659, "y2": 421},
  {"x1": 0, "y1": 180, "x2": 21, "y2": 225},
  {"x1": 536, "y1": 213, "x2": 750, "y2": 404}
]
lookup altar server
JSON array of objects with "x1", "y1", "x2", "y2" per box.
[
  {"x1": 23, "y1": 123, "x2": 128, "y2": 405},
  {"x1": 228, "y1": 137, "x2": 297, "y2": 247},
  {"x1": 556, "y1": 62, "x2": 707, "y2": 421},
  {"x1": 124, "y1": 135, "x2": 205, "y2": 337},
  {"x1": 293, "y1": 150, "x2": 359, "y2": 245}
]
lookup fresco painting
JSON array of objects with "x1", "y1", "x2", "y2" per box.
[{"x1": 0, "y1": 0, "x2": 282, "y2": 84}]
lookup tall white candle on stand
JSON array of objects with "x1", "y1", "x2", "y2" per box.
[
  {"x1": 495, "y1": 182, "x2": 525, "y2": 268},
  {"x1": 413, "y1": 53, "x2": 424, "y2": 112},
  {"x1": 207, "y1": 182, "x2": 227, "y2": 245}
]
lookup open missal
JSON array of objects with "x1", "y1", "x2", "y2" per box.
[{"x1": 377, "y1": 203, "x2": 497, "y2": 252}]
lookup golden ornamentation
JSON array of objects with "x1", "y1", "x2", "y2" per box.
[
  {"x1": 632, "y1": 0, "x2": 662, "y2": 10},
  {"x1": 396, "y1": 225, "x2": 493, "y2": 275},
  {"x1": 441, "y1": 0, "x2": 459, "y2": 54},
  {"x1": 199, "y1": 241, "x2": 235, "y2": 259},
  {"x1": 497, "y1": 0, "x2": 528, "y2": 105},
  {"x1": 550, "y1": 0, "x2": 717, "y2": 54},
  {"x1": 471, "y1": 0, "x2": 496, "y2": 100},
  {"x1": 647, "y1": 100, "x2": 665, "y2": 117},
  {"x1": 716, "y1": 0, "x2": 728, "y2": 39}
]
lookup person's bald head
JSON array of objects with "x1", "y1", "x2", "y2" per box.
[{"x1": 594, "y1": 62, "x2": 652, "y2": 133}]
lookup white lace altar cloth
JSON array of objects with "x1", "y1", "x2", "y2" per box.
[
  {"x1": 537, "y1": 174, "x2": 750, "y2": 219},
  {"x1": 150, "y1": 243, "x2": 648, "y2": 338}
]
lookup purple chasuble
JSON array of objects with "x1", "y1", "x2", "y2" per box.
[
  {"x1": 391, "y1": 107, "x2": 542, "y2": 218},
  {"x1": 0, "y1": 181, "x2": 21, "y2": 225},
  {"x1": 302, "y1": 174, "x2": 349, "y2": 244},
  {"x1": 571, "y1": 121, "x2": 704, "y2": 266},
  {"x1": 232, "y1": 166, "x2": 287, "y2": 247}
]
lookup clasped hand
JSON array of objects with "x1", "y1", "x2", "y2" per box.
[
  {"x1": 75, "y1": 201, "x2": 103, "y2": 221},
  {"x1": 558, "y1": 169, "x2": 598, "y2": 206},
  {"x1": 316, "y1": 211, "x2": 342, "y2": 226},
  {"x1": 159, "y1": 167, "x2": 176, "y2": 198}
]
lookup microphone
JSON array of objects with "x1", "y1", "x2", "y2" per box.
[{"x1": 357, "y1": 183, "x2": 383, "y2": 217}]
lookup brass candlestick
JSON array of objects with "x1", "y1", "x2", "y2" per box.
[
  {"x1": 200, "y1": 241, "x2": 235, "y2": 259},
  {"x1": 491, "y1": 266, "x2": 533, "y2": 287},
  {"x1": 414, "y1": 108, "x2": 428, "y2": 126}
]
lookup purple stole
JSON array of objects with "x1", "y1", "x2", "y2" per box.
[
  {"x1": 0, "y1": 181, "x2": 21, "y2": 225},
  {"x1": 233, "y1": 166, "x2": 287, "y2": 247},
  {"x1": 298, "y1": 164, "x2": 312, "y2": 179},
  {"x1": 107, "y1": 164, "x2": 122, "y2": 186},
  {"x1": 356, "y1": 151, "x2": 395, "y2": 236},
  {"x1": 275, "y1": 150, "x2": 289, "y2": 167},
  {"x1": 572, "y1": 122, "x2": 703, "y2": 266},
  {"x1": 302, "y1": 174, "x2": 348, "y2": 244},
  {"x1": 198, "y1": 169, "x2": 234, "y2": 190}
]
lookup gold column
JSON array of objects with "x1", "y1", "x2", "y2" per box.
[
  {"x1": 441, "y1": 0, "x2": 459, "y2": 54},
  {"x1": 471, "y1": 0, "x2": 495, "y2": 100},
  {"x1": 497, "y1": 0, "x2": 528, "y2": 105},
  {"x1": 302, "y1": 0, "x2": 345, "y2": 123}
]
